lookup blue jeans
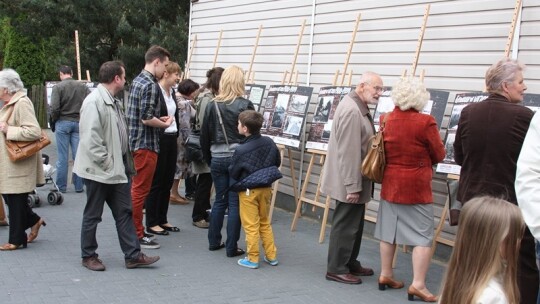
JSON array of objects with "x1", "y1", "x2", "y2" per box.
[
  {"x1": 55, "y1": 120, "x2": 83, "y2": 192},
  {"x1": 208, "y1": 157, "x2": 241, "y2": 255}
]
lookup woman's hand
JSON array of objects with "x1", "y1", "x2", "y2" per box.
[{"x1": 0, "y1": 122, "x2": 8, "y2": 134}]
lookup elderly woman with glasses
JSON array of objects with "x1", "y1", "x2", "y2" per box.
[
  {"x1": 0, "y1": 68, "x2": 46, "y2": 251},
  {"x1": 374, "y1": 76, "x2": 445, "y2": 302}
]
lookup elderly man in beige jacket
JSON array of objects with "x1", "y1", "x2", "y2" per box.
[{"x1": 321, "y1": 71, "x2": 383, "y2": 284}]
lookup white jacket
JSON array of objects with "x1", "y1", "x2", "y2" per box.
[{"x1": 516, "y1": 112, "x2": 540, "y2": 240}]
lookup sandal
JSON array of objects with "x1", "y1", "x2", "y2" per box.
[
  {"x1": 160, "y1": 224, "x2": 180, "y2": 232},
  {"x1": 0, "y1": 243, "x2": 27, "y2": 251},
  {"x1": 27, "y1": 218, "x2": 46, "y2": 243}
]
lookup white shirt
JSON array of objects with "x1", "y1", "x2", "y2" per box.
[
  {"x1": 477, "y1": 278, "x2": 508, "y2": 304},
  {"x1": 160, "y1": 85, "x2": 178, "y2": 134},
  {"x1": 516, "y1": 112, "x2": 540, "y2": 240}
]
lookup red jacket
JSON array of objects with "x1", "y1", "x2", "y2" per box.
[{"x1": 380, "y1": 107, "x2": 445, "y2": 204}]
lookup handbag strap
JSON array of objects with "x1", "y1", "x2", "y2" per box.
[{"x1": 214, "y1": 100, "x2": 230, "y2": 150}]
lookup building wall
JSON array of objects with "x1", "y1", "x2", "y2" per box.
[{"x1": 189, "y1": 0, "x2": 539, "y2": 244}]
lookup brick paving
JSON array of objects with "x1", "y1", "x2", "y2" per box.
[{"x1": 0, "y1": 132, "x2": 445, "y2": 303}]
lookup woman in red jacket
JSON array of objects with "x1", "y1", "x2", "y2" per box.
[{"x1": 374, "y1": 76, "x2": 445, "y2": 302}]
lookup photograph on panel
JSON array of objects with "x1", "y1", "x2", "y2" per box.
[
  {"x1": 288, "y1": 94, "x2": 309, "y2": 114},
  {"x1": 282, "y1": 115, "x2": 303, "y2": 136},
  {"x1": 313, "y1": 96, "x2": 334, "y2": 123},
  {"x1": 262, "y1": 111, "x2": 272, "y2": 129},
  {"x1": 264, "y1": 95, "x2": 275, "y2": 109},
  {"x1": 322, "y1": 120, "x2": 333, "y2": 141}
]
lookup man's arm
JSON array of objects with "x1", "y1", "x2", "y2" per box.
[
  {"x1": 49, "y1": 86, "x2": 61, "y2": 123},
  {"x1": 516, "y1": 113, "x2": 540, "y2": 240}
]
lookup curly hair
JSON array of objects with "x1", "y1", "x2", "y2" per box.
[{"x1": 391, "y1": 76, "x2": 430, "y2": 111}]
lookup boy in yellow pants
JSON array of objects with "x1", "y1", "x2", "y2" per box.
[{"x1": 229, "y1": 110, "x2": 282, "y2": 269}]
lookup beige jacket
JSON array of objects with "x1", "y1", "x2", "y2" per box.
[
  {"x1": 320, "y1": 91, "x2": 374, "y2": 204},
  {"x1": 0, "y1": 92, "x2": 45, "y2": 194}
]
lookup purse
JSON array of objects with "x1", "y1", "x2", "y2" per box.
[
  {"x1": 184, "y1": 130, "x2": 203, "y2": 162},
  {"x1": 361, "y1": 113, "x2": 389, "y2": 183},
  {"x1": 3, "y1": 104, "x2": 51, "y2": 162}
]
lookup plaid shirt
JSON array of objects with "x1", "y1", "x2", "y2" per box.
[{"x1": 127, "y1": 70, "x2": 161, "y2": 153}]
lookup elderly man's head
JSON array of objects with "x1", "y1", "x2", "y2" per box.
[
  {"x1": 485, "y1": 58, "x2": 527, "y2": 103},
  {"x1": 356, "y1": 72, "x2": 383, "y2": 105}
]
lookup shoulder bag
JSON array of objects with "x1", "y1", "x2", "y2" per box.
[
  {"x1": 3, "y1": 104, "x2": 51, "y2": 162},
  {"x1": 361, "y1": 113, "x2": 389, "y2": 183}
]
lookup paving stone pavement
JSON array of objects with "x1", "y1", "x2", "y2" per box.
[{"x1": 0, "y1": 134, "x2": 446, "y2": 304}]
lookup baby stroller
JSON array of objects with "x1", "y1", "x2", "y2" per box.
[{"x1": 28, "y1": 153, "x2": 63, "y2": 208}]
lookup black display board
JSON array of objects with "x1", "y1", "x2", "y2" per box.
[
  {"x1": 260, "y1": 85, "x2": 314, "y2": 148},
  {"x1": 305, "y1": 86, "x2": 354, "y2": 151},
  {"x1": 244, "y1": 84, "x2": 266, "y2": 111}
]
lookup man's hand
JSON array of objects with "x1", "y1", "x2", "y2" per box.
[{"x1": 346, "y1": 192, "x2": 360, "y2": 204}]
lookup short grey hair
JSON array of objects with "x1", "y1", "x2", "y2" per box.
[
  {"x1": 391, "y1": 76, "x2": 430, "y2": 111},
  {"x1": 485, "y1": 58, "x2": 525, "y2": 94},
  {"x1": 0, "y1": 68, "x2": 25, "y2": 94}
]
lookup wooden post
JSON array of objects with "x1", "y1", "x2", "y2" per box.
[
  {"x1": 185, "y1": 34, "x2": 197, "y2": 79},
  {"x1": 86, "y1": 70, "x2": 91, "y2": 82},
  {"x1": 340, "y1": 14, "x2": 361, "y2": 85},
  {"x1": 75, "y1": 30, "x2": 81, "y2": 81},
  {"x1": 347, "y1": 69, "x2": 353, "y2": 86},
  {"x1": 246, "y1": 25, "x2": 263, "y2": 83},
  {"x1": 411, "y1": 4, "x2": 430, "y2": 76},
  {"x1": 212, "y1": 30, "x2": 223, "y2": 68},
  {"x1": 505, "y1": 0, "x2": 522, "y2": 58}
]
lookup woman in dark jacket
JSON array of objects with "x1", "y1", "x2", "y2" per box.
[
  {"x1": 454, "y1": 58, "x2": 538, "y2": 304},
  {"x1": 200, "y1": 65, "x2": 254, "y2": 257},
  {"x1": 374, "y1": 76, "x2": 445, "y2": 302}
]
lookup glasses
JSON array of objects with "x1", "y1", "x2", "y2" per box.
[{"x1": 370, "y1": 84, "x2": 383, "y2": 93}]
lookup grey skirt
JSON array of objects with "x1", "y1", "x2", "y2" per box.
[{"x1": 374, "y1": 199, "x2": 434, "y2": 247}]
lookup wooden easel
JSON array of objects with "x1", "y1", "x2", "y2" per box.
[
  {"x1": 212, "y1": 30, "x2": 223, "y2": 68},
  {"x1": 183, "y1": 34, "x2": 197, "y2": 80},
  {"x1": 268, "y1": 20, "x2": 306, "y2": 221},
  {"x1": 432, "y1": 0, "x2": 521, "y2": 254},
  {"x1": 245, "y1": 25, "x2": 262, "y2": 84},
  {"x1": 75, "y1": 30, "x2": 82, "y2": 81},
  {"x1": 290, "y1": 14, "x2": 360, "y2": 243}
]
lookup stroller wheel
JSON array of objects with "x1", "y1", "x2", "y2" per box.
[
  {"x1": 27, "y1": 194, "x2": 37, "y2": 208},
  {"x1": 35, "y1": 195, "x2": 41, "y2": 207},
  {"x1": 56, "y1": 193, "x2": 64, "y2": 205},
  {"x1": 47, "y1": 192, "x2": 59, "y2": 205}
]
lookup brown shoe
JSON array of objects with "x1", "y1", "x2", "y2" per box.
[
  {"x1": 407, "y1": 286, "x2": 437, "y2": 302},
  {"x1": 350, "y1": 265, "x2": 374, "y2": 276},
  {"x1": 378, "y1": 275, "x2": 404, "y2": 290},
  {"x1": 325, "y1": 272, "x2": 362, "y2": 284},
  {"x1": 169, "y1": 196, "x2": 189, "y2": 205},
  {"x1": 0, "y1": 220, "x2": 8, "y2": 226},
  {"x1": 82, "y1": 256, "x2": 106, "y2": 271},
  {"x1": 193, "y1": 220, "x2": 209, "y2": 229},
  {"x1": 125, "y1": 253, "x2": 160, "y2": 269}
]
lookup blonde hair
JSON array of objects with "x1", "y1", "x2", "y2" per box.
[
  {"x1": 214, "y1": 65, "x2": 245, "y2": 102},
  {"x1": 485, "y1": 58, "x2": 525, "y2": 94},
  {"x1": 391, "y1": 76, "x2": 430, "y2": 111},
  {"x1": 439, "y1": 196, "x2": 524, "y2": 304},
  {"x1": 165, "y1": 61, "x2": 181, "y2": 74}
]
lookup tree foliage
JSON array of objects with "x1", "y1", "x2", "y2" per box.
[{"x1": 1, "y1": 0, "x2": 190, "y2": 84}]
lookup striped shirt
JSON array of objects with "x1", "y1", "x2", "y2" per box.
[{"x1": 126, "y1": 69, "x2": 161, "y2": 153}]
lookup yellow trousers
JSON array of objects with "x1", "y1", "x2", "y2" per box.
[{"x1": 238, "y1": 187, "x2": 277, "y2": 263}]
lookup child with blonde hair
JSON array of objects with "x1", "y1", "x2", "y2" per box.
[{"x1": 439, "y1": 196, "x2": 524, "y2": 304}]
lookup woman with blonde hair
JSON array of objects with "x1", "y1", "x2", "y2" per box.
[
  {"x1": 374, "y1": 76, "x2": 445, "y2": 302},
  {"x1": 439, "y1": 196, "x2": 524, "y2": 304},
  {"x1": 0, "y1": 68, "x2": 46, "y2": 250},
  {"x1": 200, "y1": 65, "x2": 254, "y2": 257}
]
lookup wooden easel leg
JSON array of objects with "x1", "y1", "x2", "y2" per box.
[
  {"x1": 291, "y1": 153, "x2": 315, "y2": 231},
  {"x1": 269, "y1": 147, "x2": 286, "y2": 221},
  {"x1": 319, "y1": 196, "x2": 331, "y2": 243},
  {"x1": 431, "y1": 197, "x2": 450, "y2": 255},
  {"x1": 287, "y1": 148, "x2": 299, "y2": 203}
]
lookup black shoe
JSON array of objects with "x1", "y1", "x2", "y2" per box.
[
  {"x1": 159, "y1": 225, "x2": 180, "y2": 232},
  {"x1": 227, "y1": 248, "x2": 245, "y2": 257},
  {"x1": 209, "y1": 242, "x2": 225, "y2": 251},
  {"x1": 147, "y1": 227, "x2": 169, "y2": 235}
]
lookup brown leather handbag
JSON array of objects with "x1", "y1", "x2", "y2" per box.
[
  {"x1": 3, "y1": 104, "x2": 51, "y2": 162},
  {"x1": 361, "y1": 114, "x2": 389, "y2": 183}
]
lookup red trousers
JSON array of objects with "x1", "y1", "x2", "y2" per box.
[{"x1": 131, "y1": 149, "x2": 158, "y2": 239}]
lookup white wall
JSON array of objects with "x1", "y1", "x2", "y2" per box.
[{"x1": 189, "y1": 0, "x2": 539, "y2": 243}]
